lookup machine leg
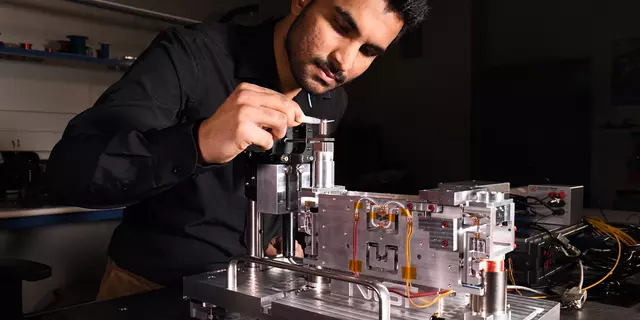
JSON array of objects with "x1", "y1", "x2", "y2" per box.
[
  {"x1": 247, "y1": 199, "x2": 263, "y2": 268},
  {"x1": 467, "y1": 259, "x2": 510, "y2": 320},
  {"x1": 283, "y1": 212, "x2": 296, "y2": 258}
]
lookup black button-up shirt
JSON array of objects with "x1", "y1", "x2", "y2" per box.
[{"x1": 46, "y1": 19, "x2": 348, "y2": 286}]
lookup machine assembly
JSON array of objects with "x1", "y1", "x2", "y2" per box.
[{"x1": 183, "y1": 120, "x2": 561, "y2": 320}]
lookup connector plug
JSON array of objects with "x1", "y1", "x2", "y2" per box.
[{"x1": 561, "y1": 286, "x2": 587, "y2": 309}]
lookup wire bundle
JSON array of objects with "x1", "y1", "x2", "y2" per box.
[
  {"x1": 404, "y1": 211, "x2": 455, "y2": 308},
  {"x1": 580, "y1": 217, "x2": 625, "y2": 291},
  {"x1": 352, "y1": 198, "x2": 455, "y2": 308},
  {"x1": 584, "y1": 217, "x2": 636, "y2": 246}
]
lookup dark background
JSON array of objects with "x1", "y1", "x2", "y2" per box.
[{"x1": 329, "y1": 0, "x2": 640, "y2": 214}]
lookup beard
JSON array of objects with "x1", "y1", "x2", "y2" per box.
[{"x1": 285, "y1": 4, "x2": 347, "y2": 95}]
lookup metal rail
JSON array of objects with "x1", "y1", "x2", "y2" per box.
[
  {"x1": 227, "y1": 256, "x2": 391, "y2": 320},
  {"x1": 246, "y1": 199, "x2": 263, "y2": 268},
  {"x1": 61, "y1": 0, "x2": 201, "y2": 25}
]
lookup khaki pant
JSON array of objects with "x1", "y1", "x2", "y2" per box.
[{"x1": 96, "y1": 258, "x2": 163, "y2": 301}]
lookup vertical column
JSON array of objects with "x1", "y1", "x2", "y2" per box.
[
  {"x1": 247, "y1": 199, "x2": 263, "y2": 267},
  {"x1": 313, "y1": 120, "x2": 335, "y2": 189},
  {"x1": 282, "y1": 211, "x2": 296, "y2": 258},
  {"x1": 468, "y1": 259, "x2": 508, "y2": 320}
]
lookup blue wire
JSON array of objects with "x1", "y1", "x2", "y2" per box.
[{"x1": 308, "y1": 93, "x2": 313, "y2": 109}]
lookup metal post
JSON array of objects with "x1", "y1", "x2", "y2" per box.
[
  {"x1": 283, "y1": 165, "x2": 300, "y2": 259},
  {"x1": 282, "y1": 212, "x2": 296, "y2": 258},
  {"x1": 312, "y1": 120, "x2": 335, "y2": 189},
  {"x1": 469, "y1": 259, "x2": 508, "y2": 320},
  {"x1": 247, "y1": 199, "x2": 263, "y2": 267},
  {"x1": 227, "y1": 256, "x2": 391, "y2": 320}
]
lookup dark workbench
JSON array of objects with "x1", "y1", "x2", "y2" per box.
[
  {"x1": 26, "y1": 287, "x2": 188, "y2": 320},
  {"x1": 22, "y1": 286, "x2": 640, "y2": 320}
]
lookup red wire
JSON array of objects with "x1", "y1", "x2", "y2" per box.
[{"x1": 353, "y1": 219, "x2": 358, "y2": 275}]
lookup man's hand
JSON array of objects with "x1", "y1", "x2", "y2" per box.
[
  {"x1": 265, "y1": 236, "x2": 304, "y2": 258},
  {"x1": 197, "y1": 82, "x2": 305, "y2": 164}
]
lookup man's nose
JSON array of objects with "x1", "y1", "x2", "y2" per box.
[{"x1": 333, "y1": 45, "x2": 358, "y2": 74}]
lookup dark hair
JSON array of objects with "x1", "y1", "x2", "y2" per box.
[{"x1": 385, "y1": 0, "x2": 429, "y2": 36}]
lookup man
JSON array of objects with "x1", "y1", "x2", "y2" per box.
[{"x1": 46, "y1": 0, "x2": 428, "y2": 301}]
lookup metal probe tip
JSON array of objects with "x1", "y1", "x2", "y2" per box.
[{"x1": 300, "y1": 115, "x2": 334, "y2": 124}]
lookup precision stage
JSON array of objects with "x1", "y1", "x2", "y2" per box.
[{"x1": 182, "y1": 120, "x2": 562, "y2": 320}]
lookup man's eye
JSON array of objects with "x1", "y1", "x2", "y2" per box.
[
  {"x1": 333, "y1": 19, "x2": 349, "y2": 35},
  {"x1": 360, "y1": 47, "x2": 377, "y2": 57}
]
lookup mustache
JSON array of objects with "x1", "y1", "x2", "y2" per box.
[{"x1": 314, "y1": 58, "x2": 346, "y2": 84}]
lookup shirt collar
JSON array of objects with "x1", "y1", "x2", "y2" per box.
[{"x1": 230, "y1": 18, "x2": 332, "y2": 99}]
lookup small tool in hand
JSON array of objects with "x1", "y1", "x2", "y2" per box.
[{"x1": 300, "y1": 115, "x2": 334, "y2": 124}]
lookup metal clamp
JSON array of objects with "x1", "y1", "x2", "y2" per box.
[{"x1": 227, "y1": 256, "x2": 391, "y2": 320}]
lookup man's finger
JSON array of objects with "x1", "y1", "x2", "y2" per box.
[
  {"x1": 255, "y1": 91, "x2": 301, "y2": 127},
  {"x1": 236, "y1": 82, "x2": 306, "y2": 127},
  {"x1": 292, "y1": 107, "x2": 305, "y2": 126},
  {"x1": 246, "y1": 123, "x2": 275, "y2": 151},
  {"x1": 239, "y1": 89, "x2": 303, "y2": 127},
  {"x1": 243, "y1": 106, "x2": 288, "y2": 140}
]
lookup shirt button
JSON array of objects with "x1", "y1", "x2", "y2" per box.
[
  {"x1": 173, "y1": 167, "x2": 181, "y2": 174},
  {"x1": 122, "y1": 183, "x2": 128, "y2": 191}
]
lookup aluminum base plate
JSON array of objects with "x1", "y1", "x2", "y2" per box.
[{"x1": 183, "y1": 266, "x2": 560, "y2": 320}]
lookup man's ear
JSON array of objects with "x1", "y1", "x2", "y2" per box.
[{"x1": 291, "y1": 0, "x2": 309, "y2": 16}]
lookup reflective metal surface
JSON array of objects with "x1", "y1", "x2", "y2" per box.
[
  {"x1": 272, "y1": 291, "x2": 559, "y2": 320},
  {"x1": 186, "y1": 114, "x2": 556, "y2": 320},
  {"x1": 303, "y1": 185, "x2": 515, "y2": 299},
  {"x1": 184, "y1": 266, "x2": 306, "y2": 319},
  {"x1": 247, "y1": 199, "x2": 263, "y2": 268},
  {"x1": 225, "y1": 256, "x2": 391, "y2": 320},
  {"x1": 184, "y1": 265, "x2": 560, "y2": 320}
]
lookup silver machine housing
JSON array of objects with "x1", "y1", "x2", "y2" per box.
[{"x1": 183, "y1": 121, "x2": 561, "y2": 320}]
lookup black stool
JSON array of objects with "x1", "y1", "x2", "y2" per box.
[{"x1": 0, "y1": 259, "x2": 52, "y2": 320}]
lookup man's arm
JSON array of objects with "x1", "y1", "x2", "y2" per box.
[
  {"x1": 47, "y1": 26, "x2": 306, "y2": 209},
  {"x1": 47, "y1": 27, "x2": 206, "y2": 208}
]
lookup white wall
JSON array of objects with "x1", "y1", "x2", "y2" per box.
[
  {"x1": 0, "y1": 0, "x2": 171, "y2": 159},
  {"x1": 0, "y1": 0, "x2": 285, "y2": 314},
  {"x1": 0, "y1": 0, "x2": 287, "y2": 160}
]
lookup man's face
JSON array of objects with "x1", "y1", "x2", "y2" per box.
[{"x1": 286, "y1": 0, "x2": 404, "y2": 95}]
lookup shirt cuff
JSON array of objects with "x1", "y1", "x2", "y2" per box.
[
  {"x1": 191, "y1": 119, "x2": 224, "y2": 172},
  {"x1": 145, "y1": 122, "x2": 221, "y2": 187}
]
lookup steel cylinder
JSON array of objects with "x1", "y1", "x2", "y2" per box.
[
  {"x1": 313, "y1": 140, "x2": 335, "y2": 189},
  {"x1": 283, "y1": 212, "x2": 296, "y2": 258},
  {"x1": 247, "y1": 199, "x2": 263, "y2": 267},
  {"x1": 470, "y1": 259, "x2": 508, "y2": 319},
  {"x1": 319, "y1": 120, "x2": 330, "y2": 136}
]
